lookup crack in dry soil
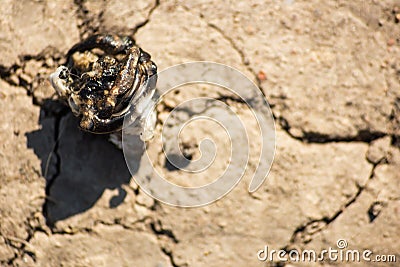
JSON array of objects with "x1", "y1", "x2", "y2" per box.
[
  {"x1": 282, "y1": 157, "x2": 385, "y2": 251},
  {"x1": 277, "y1": 115, "x2": 388, "y2": 144},
  {"x1": 150, "y1": 219, "x2": 179, "y2": 244},
  {"x1": 42, "y1": 109, "x2": 69, "y2": 229},
  {"x1": 42, "y1": 215, "x2": 154, "y2": 237},
  {"x1": 131, "y1": 0, "x2": 161, "y2": 36},
  {"x1": 161, "y1": 247, "x2": 185, "y2": 267},
  {"x1": 0, "y1": 47, "x2": 64, "y2": 102},
  {"x1": 176, "y1": 3, "x2": 394, "y2": 146},
  {"x1": 2, "y1": 211, "x2": 50, "y2": 265},
  {"x1": 178, "y1": 4, "x2": 262, "y2": 89},
  {"x1": 74, "y1": 0, "x2": 160, "y2": 39}
]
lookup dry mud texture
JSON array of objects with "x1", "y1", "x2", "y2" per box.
[{"x1": 1, "y1": 0, "x2": 400, "y2": 266}]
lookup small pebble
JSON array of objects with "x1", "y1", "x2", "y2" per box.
[
  {"x1": 387, "y1": 38, "x2": 395, "y2": 46},
  {"x1": 45, "y1": 57, "x2": 54, "y2": 67},
  {"x1": 245, "y1": 26, "x2": 255, "y2": 35},
  {"x1": 257, "y1": 70, "x2": 267, "y2": 81},
  {"x1": 9, "y1": 74, "x2": 19, "y2": 85},
  {"x1": 19, "y1": 73, "x2": 33, "y2": 84}
]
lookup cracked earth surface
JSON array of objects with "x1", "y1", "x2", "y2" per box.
[{"x1": 0, "y1": 0, "x2": 399, "y2": 266}]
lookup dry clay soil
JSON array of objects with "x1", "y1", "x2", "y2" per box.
[{"x1": 1, "y1": 0, "x2": 400, "y2": 266}]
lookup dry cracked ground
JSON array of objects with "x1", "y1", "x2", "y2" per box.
[{"x1": 1, "y1": 0, "x2": 400, "y2": 266}]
